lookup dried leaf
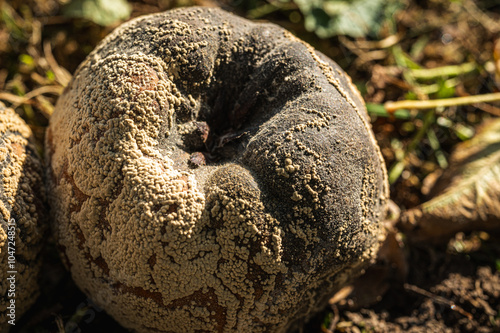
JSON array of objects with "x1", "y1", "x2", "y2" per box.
[{"x1": 399, "y1": 118, "x2": 500, "y2": 242}]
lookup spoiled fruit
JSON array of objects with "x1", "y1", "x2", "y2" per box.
[
  {"x1": 46, "y1": 7, "x2": 388, "y2": 332},
  {"x1": 0, "y1": 103, "x2": 46, "y2": 330}
]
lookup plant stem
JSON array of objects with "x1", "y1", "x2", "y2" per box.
[
  {"x1": 384, "y1": 92, "x2": 500, "y2": 112},
  {"x1": 409, "y1": 62, "x2": 476, "y2": 80}
]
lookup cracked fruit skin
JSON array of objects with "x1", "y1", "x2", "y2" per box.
[{"x1": 46, "y1": 6, "x2": 388, "y2": 333}]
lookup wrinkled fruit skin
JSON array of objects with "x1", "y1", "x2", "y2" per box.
[
  {"x1": 46, "y1": 7, "x2": 388, "y2": 333},
  {"x1": 0, "y1": 103, "x2": 46, "y2": 330}
]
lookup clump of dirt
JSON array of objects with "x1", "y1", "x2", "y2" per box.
[{"x1": 331, "y1": 233, "x2": 500, "y2": 333}]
